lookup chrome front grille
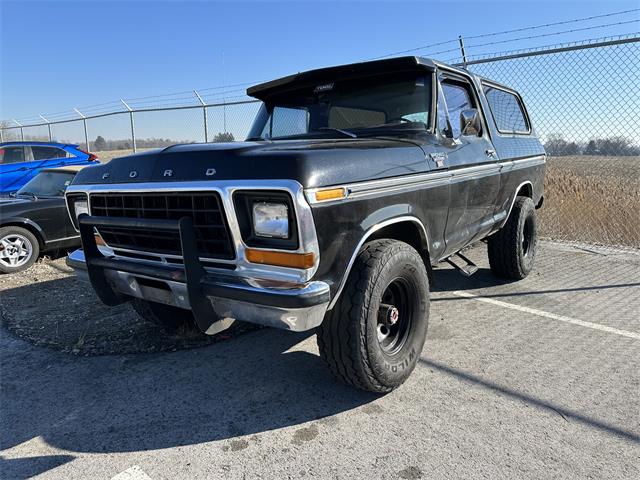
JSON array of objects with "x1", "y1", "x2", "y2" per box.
[{"x1": 89, "y1": 192, "x2": 235, "y2": 260}]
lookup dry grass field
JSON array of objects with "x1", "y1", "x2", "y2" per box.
[
  {"x1": 91, "y1": 150, "x2": 639, "y2": 248},
  {"x1": 541, "y1": 156, "x2": 640, "y2": 248}
]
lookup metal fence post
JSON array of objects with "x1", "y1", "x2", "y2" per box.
[
  {"x1": 40, "y1": 115, "x2": 52, "y2": 141},
  {"x1": 13, "y1": 120, "x2": 24, "y2": 141},
  {"x1": 74, "y1": 108, "x2": 90, "y2": 151},
  {"x1": 458, "y1": 35, "x2": 468, "y2": 68},
  {"x1": 0, "y1": 128, "x2": 3, "y2": 143},
  {"x1": 194, "y1": 90, "x2": 208, "y2": 142},
  {"x1": 121, "y1": 99, "x2": 136, "y2": 153}
]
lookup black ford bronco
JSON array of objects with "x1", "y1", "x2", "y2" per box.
[{"x1": 66, "y1": 57, "x2": 545, "y2": 392}]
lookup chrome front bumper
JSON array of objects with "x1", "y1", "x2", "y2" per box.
[{"x1": 68, "y1": 215, "x2": 330, "y2": 334}]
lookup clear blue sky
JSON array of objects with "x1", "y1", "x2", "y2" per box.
[{"x1": 1, "y1": 0, "x2": 638, "y2": 144}]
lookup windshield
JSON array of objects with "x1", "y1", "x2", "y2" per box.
[
  {"x1": 17, "y1": 171, "x2": 76, "y2": 197},
  {"x1": 248, "y1": 73, "x2": 432, "y2": 140}
]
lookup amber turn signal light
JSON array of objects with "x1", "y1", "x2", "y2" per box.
[
  {"x1": 314, "y1": 187, "x2": 347, "y2": 202},
  {"x1": 245, "y1": 249, "x2": 315, "y2": 269}
]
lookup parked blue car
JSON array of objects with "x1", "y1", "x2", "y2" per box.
[{"x1": 0, "y1": 142, "x2": 99, "y2": 194}]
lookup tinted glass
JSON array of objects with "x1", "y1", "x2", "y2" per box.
[
  {"x1": 17, "y1": 171, "x2": 76, "y2": 197},
  {"x1": 0, "y1": 147, "x2": 26, "y2": 164},
  {"x1": 261, "y1": 107, "x2": 310, "y2": 138},
  {"x1": 483, "y1": 86, "x2": 529, "y2": 133},
  {"x1": 442, "y1": 82, "x2": 473, "y2": 138},
  {"x1": 31, "y1": 146, "x2": 67, "y2": 160},
  {"x1": 249, "y1": 73, "x2": 431, "y2": 139}
]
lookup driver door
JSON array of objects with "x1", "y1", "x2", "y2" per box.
[{"x1": 435, "y1": 73, "x2": 501, "y2": 255}]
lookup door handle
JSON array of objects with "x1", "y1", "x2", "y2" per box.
[{"x1": 485, "y1": 149, "x2": 496, "y2": 157}]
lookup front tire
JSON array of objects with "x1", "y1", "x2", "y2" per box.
[
  {"x1": 131, "y1": 298, "x2": 201, "y2": 335},
  {"x1": 488, "y1": 196, "x2": 538, "y2": 279},
  {"x1": 0, "y1": 226, "x2": 40, "y2": 274},
  {"x1": 317, "y1": 239, "x2": 430, "y2": 393}
]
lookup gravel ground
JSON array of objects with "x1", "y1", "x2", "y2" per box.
[
  {"x1": 0, "y1": 257, "x2": 257, "y2": 355},
  {"x1": 1, "y1": 241, "x2": 639, "y2": 480}
]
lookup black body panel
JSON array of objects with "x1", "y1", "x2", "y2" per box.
[
  {"x1": 71, "y1": 138, "x2": 429, "y2": 189},
  {"x1": 66, "y1": 55, "x2": 546, "y2": 313},
  {"x1": 0, "y1": 196, "x2": 78, "y2": 249}
]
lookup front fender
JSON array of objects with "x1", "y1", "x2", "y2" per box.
[{"x1": 1, "y1": 217, "x2": 47, "y2": 244}]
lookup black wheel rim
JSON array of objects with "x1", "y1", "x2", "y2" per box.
[
  {"x1": 522, "y1": 216, "x2": 534, "y2": 258},
  {"x1": 377, "y1": 277, "x2": 414, "y2": 356}
]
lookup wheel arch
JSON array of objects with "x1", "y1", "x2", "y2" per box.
[
  {"x1": 328, "y1": 216, "x2": 431, "y2": 310},
  {"x1": 498, "y1": 181, "x2": 534, "y2": 229},
  {"x1": 1, "y1": 219, "x2": 46, "y2": 250}
]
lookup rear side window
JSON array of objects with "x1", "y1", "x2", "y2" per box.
[
  {"x1": 483, "y1": 85, "x2": 530, "y2": 134},
  {"x1": 31, "y1": 146, "x2": 68, "y2": 160},
  {"x1": 0, "y1": 146, "x2": 26, "y2": 164}
]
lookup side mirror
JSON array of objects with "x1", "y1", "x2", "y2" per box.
[{"x1": 460, "y1": 109, "x2": 482, "y2": 136}]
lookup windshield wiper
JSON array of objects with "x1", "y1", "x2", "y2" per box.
[
  {"x1": 368, "y1": 121, "x2": 427, "y2": 130},
  {"x1": 17, "y1": 191, "x2": 38, "y2": 200},
  {"x1": 317, "y1": 127, "x2": 358, "y2": 138}
]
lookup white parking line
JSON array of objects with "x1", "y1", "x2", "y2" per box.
[
  {"x1": 452, "y1": 290, "x2": 640, "y2": 340},
  {"x1": 111, "y1": 466, "x2": 153, "y2": 480}
]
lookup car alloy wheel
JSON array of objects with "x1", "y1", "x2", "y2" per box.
[{"x1": 0, "y1": 234, "x2": 33, "y2": 268}]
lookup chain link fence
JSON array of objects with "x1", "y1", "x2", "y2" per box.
[
  {"x1": 1, "y1": 36, "x2": 638, "y2": 247},
  {"x1": 462, "y1": 36, "x2": 639, "y2": 248}
]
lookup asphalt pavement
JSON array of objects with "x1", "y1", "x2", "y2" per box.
[{"x1": 1, "y1": 240, "x2": 638, "y2": 479}]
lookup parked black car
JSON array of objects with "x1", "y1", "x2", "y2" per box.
[
  {"x1": 66, "y1": 56, "x2": 545, "y2": 392},
  {"x1": 0, "y1": 166, "x2": 87, "y2": 273}
]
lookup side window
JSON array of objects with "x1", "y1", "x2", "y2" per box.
[
  {"x1": 31, "y1": 146, "x2": 67, "y2": 160},
  {"x1": 483, "y1": 85, "x2": 530, "y2": 134},
  {"x1": 436, "y1": 85, "x2": 452, "y2": 137},
  {"x1": 263, "y1": 107, "x2": 309, "y2": 138},
  {"x1": 0, "y1": 147, "x2": 26, "y2": 164},
  {"x1": 441, "y1": 81, "x2": 474, "y2": 138}
]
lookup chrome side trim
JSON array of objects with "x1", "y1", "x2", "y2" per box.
[
  {"x1": 327, "y1": 216, "x2": 429, "y2": 310},
  {"x1": 306, "y1": 155, "x2": 545, "y2": 205},
  {"x1": 65, "y1": 180, "x2": 320, "y2": 284},
  {"x1": 45, "y1": 234, "x2": 80, "y2": 244}
]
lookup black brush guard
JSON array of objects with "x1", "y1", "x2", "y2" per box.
[
  {"x1": 79, "y1": 214, "x2": 218, "y2": 332},
  {"x1": 76, "y1": 214, "x2": 329, "y2": 333}
]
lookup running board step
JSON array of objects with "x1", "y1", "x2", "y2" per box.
[{"x1": 446, "y1": 252, "x2": 478, "y2": 277}]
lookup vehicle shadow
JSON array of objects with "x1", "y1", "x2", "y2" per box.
[
  {"x1": 431, "y1": 265, "x2": 640, "y2": 299},
  {"x1": 1, "y1": 305, "x2": 378, "y2": 460},
  {"x1": 420, "y1": 359, "x2": 640, "y2": 442},
  {"x1": 0, "y1": 455, "x2": 75, "y2": 480}
]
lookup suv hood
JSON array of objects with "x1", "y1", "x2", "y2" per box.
[{"x1": 71, "y1": 138, "x2": 430, "y2": 188}]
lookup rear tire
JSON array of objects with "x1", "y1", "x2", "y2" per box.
[
  {"x1": 488, "y1": 196, "x2": 537, "y2": 279},
  {"x1": 0, "y1": 226, "x2": 40, "y2": 274},
  {"x1": 317, "y1": 239, "x2": 430, "y2": 393},
  {"x1": 131, "y1": 298, "x2": 201, "y2": 335}
]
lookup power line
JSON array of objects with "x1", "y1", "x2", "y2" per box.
[
  {"x1": 464, "y1": 19, "x2": 639, "y2": 50},
  {"x1": 368, "y1": 7, "x2": 639, "y2": 60},
  {"x1": 4, "y1": 10, "x2": 639, "y2": 125},
  {"x1": 370, "y1": 38, "x2": 459, "y2": 60},
  {"x1": 465, "y1": 8, "x2": 639, "y2": 40}
]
